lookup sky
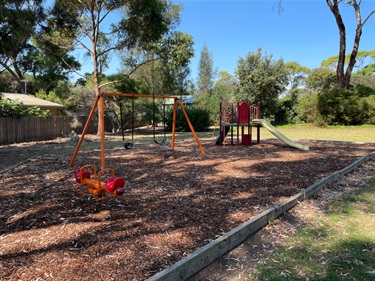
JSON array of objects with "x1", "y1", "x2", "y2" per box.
[
  {"x1": 172, "y1": 0, "x2": 375, "y2": 82},
  {"x1": 75, "y1": 0, "x2": 375, "y2": 83}
]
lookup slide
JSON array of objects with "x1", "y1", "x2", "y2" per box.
[{"x1": 252, "y1": 119, "x2": 309, "y2": 151}]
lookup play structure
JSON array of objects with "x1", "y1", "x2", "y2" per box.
[
  {"x1": 70, "y1": 92, "x2": 205, "y2": 200},
  {"x1": 215, "y1": 101, "x2": 309, "y2": 151}
]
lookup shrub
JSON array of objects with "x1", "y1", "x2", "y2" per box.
[
  {"x1": 0, "y1": 98, "x2": 50, "y2": 118},
  {"x1": 317, "y1": 87, "x2": 375, "y2": 125},
  {"x1": 166, "y1": 107, "x2": 211, "y2": 132},
  {"x1": 297, "y1": 92, "x2": 326, "y2": 126}
]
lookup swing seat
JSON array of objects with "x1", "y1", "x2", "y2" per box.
[
  {"x1": 106, "y1": 177, "x2": 125, "y2": 192},
  {"x1": 74, "y1": 168, "x2": 91, "y2": 183}
]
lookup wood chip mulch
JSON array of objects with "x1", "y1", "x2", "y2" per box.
[{"x1": 0, "y1": 137, "x2": 374, "y2": 281}]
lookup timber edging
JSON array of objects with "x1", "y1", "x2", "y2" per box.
[{"x1": 146, "y1": 151, "x2": 375, "y2": 281}]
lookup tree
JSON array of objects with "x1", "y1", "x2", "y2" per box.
[
  {"x1": 0, "y1": 0, "x2": 45, "y2": 92},
  {"x1": 321, "y1": 49, "x2": 375, "y2": 74},
  {"x1": 326, "y1": 0, "x2": 375, "y2": 88},
  {"x1": 47, "y1": 0, "x2": 182, "y2": 133},
  {"x1": 206, "y1": 71, "x2": 236, "y2": 124},
  {"x1": 277, "y1": 0, "x2": 375, "y2": 89},
  {"x1": 305, "y1": 67, "x2": 336, "y2": 90},
  {"x1": 284, "y1": 62, "x2": 310, "y2": 90},
  {"x1": 197, "y1": 43, "x2": 215, "y2": 109},
  {"x1": 235, "y1": 48, "x2": 288, "y2": 119}
]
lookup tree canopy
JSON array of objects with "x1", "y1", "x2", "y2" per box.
[{"x1": 235, "y1": 48, "x2": 288, "y2": 118}]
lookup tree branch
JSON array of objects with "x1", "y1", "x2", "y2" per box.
[{"x1": 98, "y1": 57, "x2": 159, "y2": 89}]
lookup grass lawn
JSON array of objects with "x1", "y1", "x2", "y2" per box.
[
  {"x1": 258, "y1": 124, "x2": 375, "y2": 143},
  {"x1": 77, "y1": 124, "x2": 375, "y2": 151},
  {"x1": 251, "y1": 175, "x2": 375, "y2": 281}
]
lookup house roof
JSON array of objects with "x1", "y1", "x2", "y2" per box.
[
  {"x1": 1, "y1": 93, "x2": 65, "y2": 109},
  {"x1": 164, "y1": 95, "x2": 195, "y2": 105}
]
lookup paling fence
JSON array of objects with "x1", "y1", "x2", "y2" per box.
[{"x1": 0, "y1": 116, "x2": 99, "y2": 145}]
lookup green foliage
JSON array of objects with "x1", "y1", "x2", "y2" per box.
[
  {"x1": 318, "y1": 87, "x2": 375, "y2": 125},
  {"x1": 305, "y1": 67, "x2": 336, "y2": 89},
  {"x1": 197, "y1": 43, "x2": 214, "y2": 95},
  {"x1": 195, "y1": 43, "x2": 215, "y2": 110},
  {"x1": 0, "y1": 98, "x2": 24, "y2": 118},
  {"x1": 296, "y1": 91, "x2": 325, "y2": 126},
  {"x1": 354, "y1": 84, "x2": 375, "y2": 97},
  {"x1": 357, "y1": 64, "x2": 375, "y2": 76},
  {"x1": 274, "y1": 93, "x2": 298, "y2": 125},
  {"x1": 205, "y1": 71, "x2": 236, "y2": 124},
  {"x1": 284, "y1": 61, "x2": 310, "y2": 89},
  {"x1": 166, "y1": 107, "x2": 211, "y2": 132},
  {"x1": 235, "y1": 48, "x2": 288, "y2": 119},
  {"x1": 0, "y1": 98, "x2": 50, "y2": 118},
  {"x1": 350, "y1": 75, "x2": 375, "y2": 89},
  {"x1": 24, "y1": 106, "x2": 51, "y2": 117}
]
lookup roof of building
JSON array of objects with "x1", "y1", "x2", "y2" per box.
[
  {"x1": 1, "y1": 93, "x2": 65, "y2": 109},
  {"x1": 164, "y1": 95, "x2": 195, "y2": 105}
]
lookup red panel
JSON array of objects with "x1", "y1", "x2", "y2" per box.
[{"x1": 238, "y1": 102, "x2": 249, "y2": 124}]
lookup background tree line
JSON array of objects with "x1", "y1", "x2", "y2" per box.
[{"x1": 0, "y1": 0, "x2": 374, "y2": 131}]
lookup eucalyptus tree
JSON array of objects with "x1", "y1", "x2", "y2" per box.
[
  {"x1": 284, "y1": 62, "x2": 310, "y2": 90},
  {"x1": 277, "y1": 0, "x2": 375, "y2": 89},
  {"x1": 0, "y1": 0, "x2": 45, "y2": 92},
  {"x1": 327, "y1": 0, "x2": 375, "y2": 88},
  {"x1": 322, "y1": 49, "x2": 375, "y2": 74},
  {"x1": 235, "y1": 48, "x2": 288, "y2": 118},
  {"x1": 46, "y1": 0, "x2": 182, "y2": 132}
]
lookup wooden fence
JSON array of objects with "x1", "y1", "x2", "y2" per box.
[{"x1": 0, "y1": 116, "x2": 98, "y2": 145}]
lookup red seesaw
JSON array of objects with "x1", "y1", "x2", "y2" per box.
[{"x1": 74, "y1": 164, "x2": 125, "y2": 201}]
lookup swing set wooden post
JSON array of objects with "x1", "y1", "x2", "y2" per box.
[{"x1": 70, "y1": 95, "x2": 100, "y2": 167}]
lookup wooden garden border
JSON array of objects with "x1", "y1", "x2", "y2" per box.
[{"x1": 147, "y1": 151, "x2": 375, "y2": 281}]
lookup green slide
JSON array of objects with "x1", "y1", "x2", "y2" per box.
[{"x1": 252, "y1": 119, "x2": 309, "y2": 151}]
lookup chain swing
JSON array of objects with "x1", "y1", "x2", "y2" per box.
[
  {"x1": 152, "y1": 96, "x2": 167, "y2": 145},
  {"x1": 120, "y1": 95, "x2": 135, "y2": 149}
]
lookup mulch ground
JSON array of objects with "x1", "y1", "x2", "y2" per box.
[{"x1": 1, "y1": 135, "x2": 375, "y2": 281}]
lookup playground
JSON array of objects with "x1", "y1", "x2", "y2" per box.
[{"x1": 1, "y1": 131, "x2": 375, "y2": 280}]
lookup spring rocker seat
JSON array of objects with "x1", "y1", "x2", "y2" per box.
[{"x1": 74, "y1": 164, "x2": 125, "y2": 201}]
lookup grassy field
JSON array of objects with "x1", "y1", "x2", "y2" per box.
[
  {"x1": 251, "y1": 175, "x2": 375, "y2": 281},
  {"x1": 77, "y1": 124, "x2": 375, "y2": 150},
  {"x1": 257, "y1": 124, "x2": 375, "y2": 143}
]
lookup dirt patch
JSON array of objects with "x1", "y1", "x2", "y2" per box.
[{"x1": 0, "y1": 136, "x2": 374, "y2": 280}]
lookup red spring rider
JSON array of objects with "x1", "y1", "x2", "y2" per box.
[{"x1": 74, "y1": 164, "x2": 125, "y2": 201}]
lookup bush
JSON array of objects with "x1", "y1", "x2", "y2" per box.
[
  {"x1": 166, "y1": 107, "x2": 212, "y2": 132},
  {"x1": 0, "y1": 98, "x2": 50, "y2": 118},
  {"x1": 317, "y1": 87, "x2": 375, "y2": 125},
  {"x1": 297, "y1": 92, "x2": 327, "y2": 126}
]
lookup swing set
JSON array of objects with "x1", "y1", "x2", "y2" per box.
[
  {"x1": 119, "y1": 95, "x2": 167, "y2": 149},
  {"x1": 70, "y1": 92, "x2": 205, "y2": 200}
]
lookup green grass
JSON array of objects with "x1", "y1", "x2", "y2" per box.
[
  {"x1": 251, "y1": 176, "x2": 375, "y2": 281},
  {"x1": 258, "y1": 124, "x2": 375, "y2": 143},
  {"x1": 76, "y1": 125, "x2": 375, "y2": 151}
]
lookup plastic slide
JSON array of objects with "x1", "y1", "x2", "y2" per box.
[{"x1": 252, "y1": 119, "x2": 309, "y2": 151}]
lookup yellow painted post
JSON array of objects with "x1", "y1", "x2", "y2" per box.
[{"x1": 70, "y1": 95, "x2": 100, "y2": 167}]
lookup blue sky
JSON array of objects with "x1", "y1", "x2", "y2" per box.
[{"x1": 174, "y1": 0, "x2": 375, "y2": 82}]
